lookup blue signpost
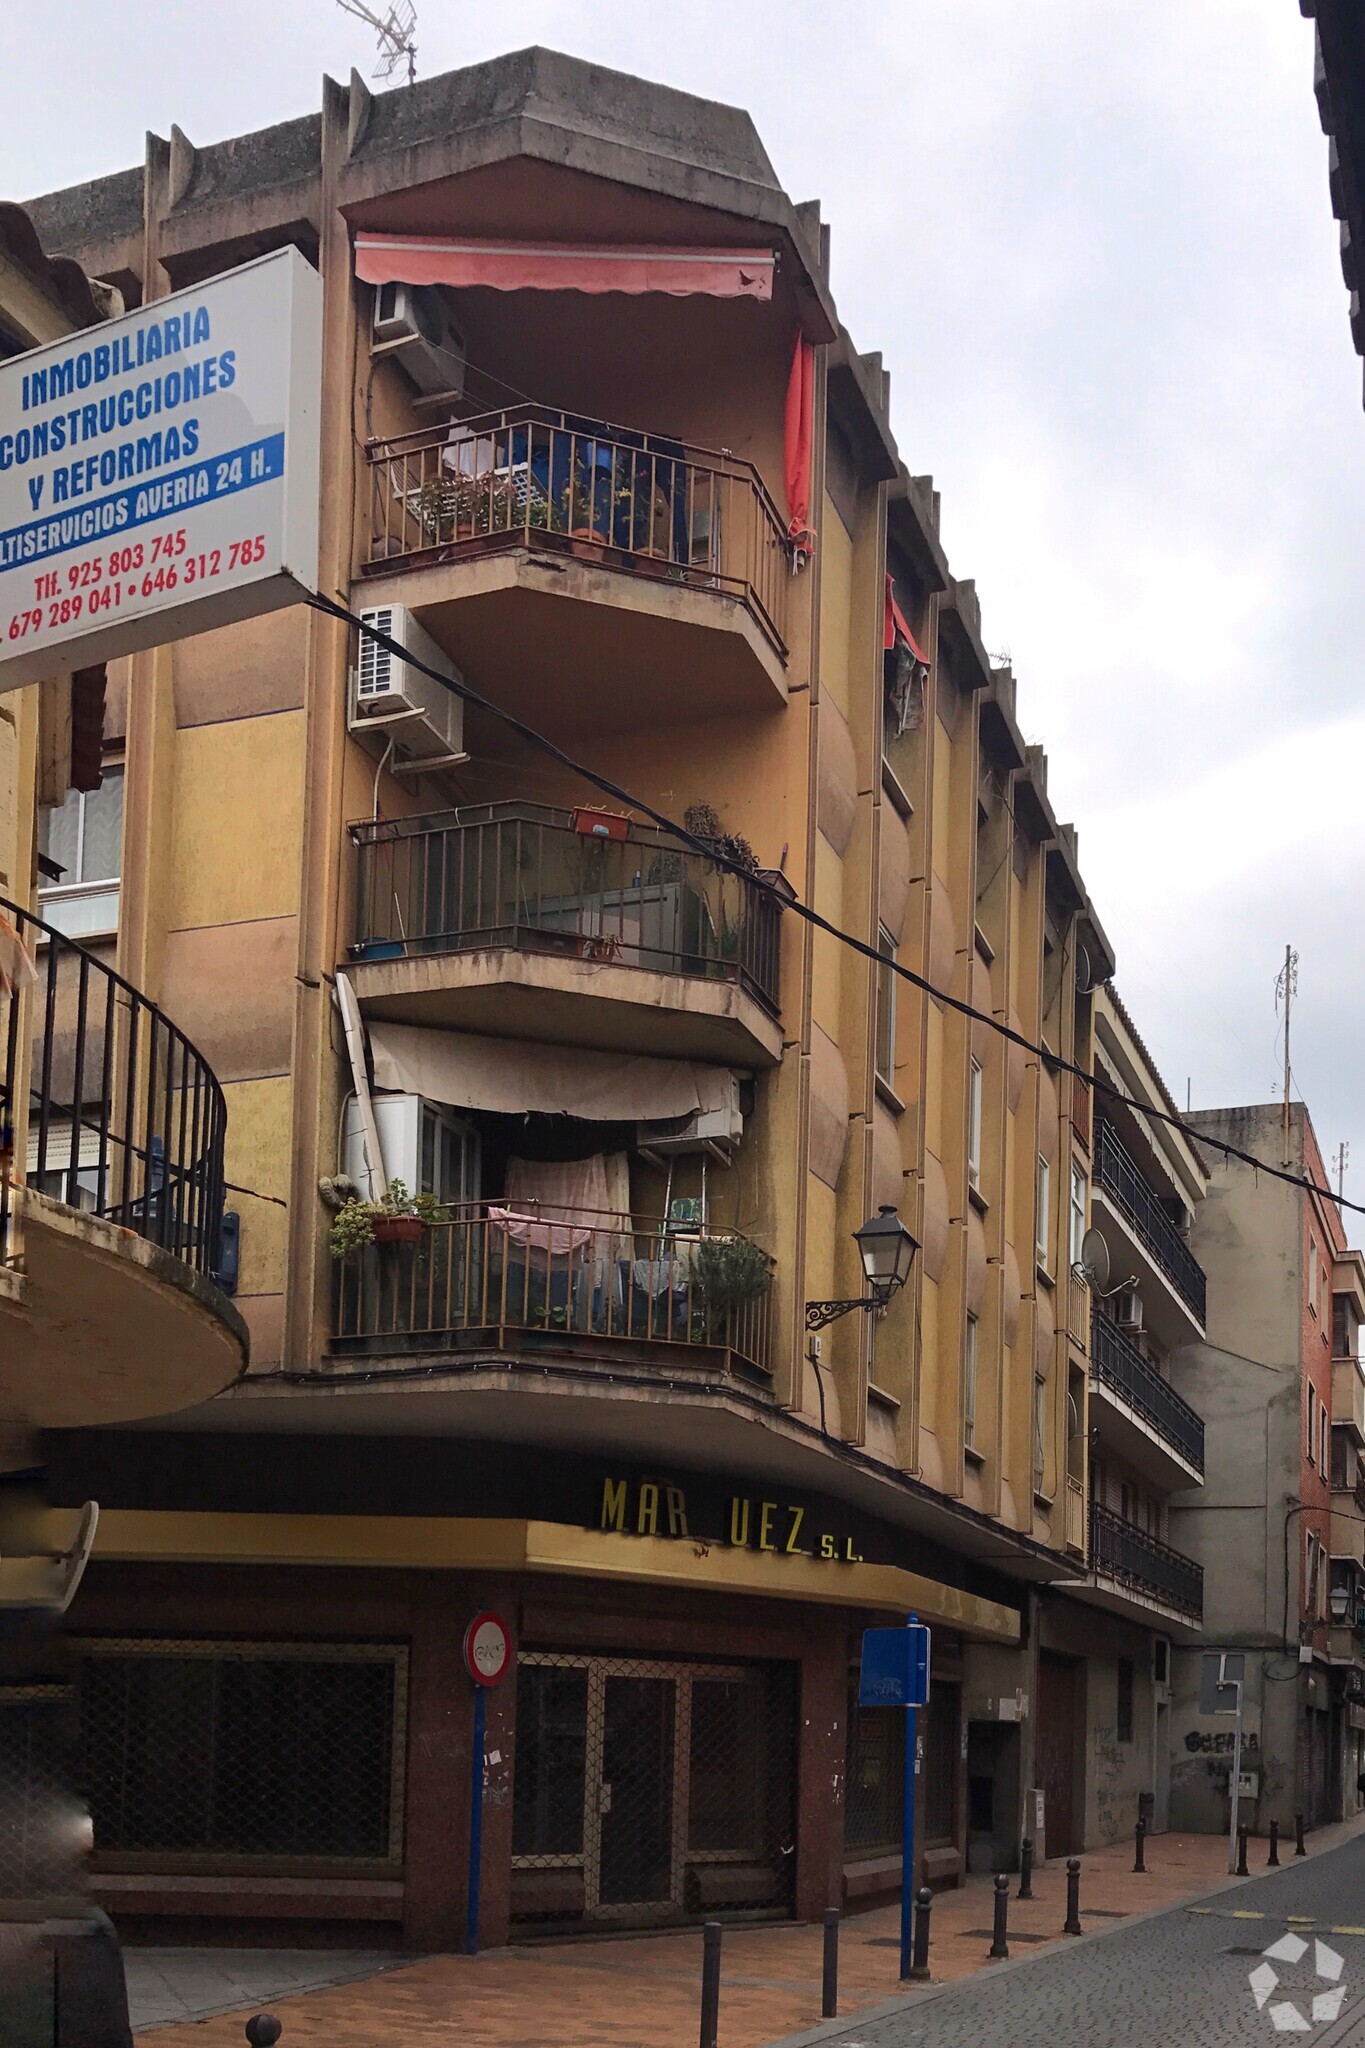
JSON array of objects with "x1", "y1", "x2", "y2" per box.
[{"x1": 859, "y1": 1613, "x2": 931, "y2": 1981}]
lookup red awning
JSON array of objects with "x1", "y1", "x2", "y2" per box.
[
  {"x1": 884, "y1": 575, "x2": 927, "y2": 663},
  {"x1": 354, "y1": 233, "x2": 775, "y2": 300},
  {"x1": 784, "y1": 333, "x2": 816, "y2": 551}
]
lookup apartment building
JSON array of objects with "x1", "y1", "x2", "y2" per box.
[
  {"x1": 18, "y1": 48, "x2": 1197, "y2": 1944},
  {"x1": 1169, "y1": 1102, "x2": 1365, "y2": 1836}
]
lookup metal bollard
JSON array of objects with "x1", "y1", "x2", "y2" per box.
[
  {"x1": 1064, "y1": 1856, "x2": 1082, "y2": 1936},
  {"x1": 1268, "y1": 1818, "x2": 1280, "y2": 1867},
  {"x1": 989, "y1": 1872, "x2": 1010, "y2": 1958},
  {"x1": 245, "y1": 2022, "x2": 282, "y2": 2048},
  {"x1": 1017, "y1": 1836, "x2": 1034, "y2": 1900},
  {"x1": 1295, "y1": 1810, "x2": 1307, "y2": 1857},
  {"x1": 909, "y1": 1885, "x2": 933, "y2": 1981},
  {"x1": 822, "y1": 1908, "x2": 840, "y2": 2019},
  {"x1": 1236, "y1": 1825, "x2": 1249, "y2": 1877},
  {"x1": 700, "y1": 1921, "x2": 722, "y2": 2048},
  {"x1": 1133, "y1": 1816, "x2": 1147, "y2": 1873}
]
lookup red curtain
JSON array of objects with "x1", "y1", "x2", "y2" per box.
[
  {"x1": 784, "y1": 333, "x2": 816, "y2": 551},
  {"x1": 884, "y1": 573, "x2": 928, "y2": 663}
]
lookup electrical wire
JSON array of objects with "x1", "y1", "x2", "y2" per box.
[{"x1": 310, "y1": 592, "x2": 1365, "y2": 1226}]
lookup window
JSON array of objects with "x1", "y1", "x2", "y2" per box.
[
  {"x1": 968, "y1": 1058, "x2": 983, "y2": 1187},
  {"x1": 1033, "y1": 1374, "x2": 1047, "y2": 1489},
  {"x1": 1320, "y1": 1401, "x2": 1330, "y2": 1477},
  {"x1": 1307, "y1": 1384, "x2": 1317, "y2": 1466},
  {"x1": 875, "y1": 928, "x2": 897, "y2": 1094},
  {"x1": 1070, "y1": 1163, "x2": 1088, "y2": 1268},
  {"x1": 964, "y1": 1314, "x2": 978, "y2": 1450},
  {"x1": 39, "y1": 768, "x2": 124, "y2": 939},
  {"x1": 1154, "y1": 1638, "x2": 1169, "y2": 1685},
  {"x1": 1310, "y1": 1239, "x2": 1319, "y2": 1319},
  {"x1": 1334, "y1": 1297, "x2": 1351, "y2": 1359},
  {"x1": 1036, "y1": 1155, "x2": 1052, "y2": 1270},
  {"x1": 1120, "y1": 1481, "x2": 1133, "y2": 1524},
  {"x1": 1116, "y1": 1658, "x2": 1135, "y2": 1743}
]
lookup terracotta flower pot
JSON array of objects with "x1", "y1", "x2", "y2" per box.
[{"x1": 371, "y1": 1215, "x2": 423, "y2": 1246}]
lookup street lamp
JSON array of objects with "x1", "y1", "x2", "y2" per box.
[
  {"x1": 1330, "y1": 1583, "x2": 1351, "y2": 1626},
  {"x1": 806, "y1": 1205, "x2": 919, "y2": 1331}
]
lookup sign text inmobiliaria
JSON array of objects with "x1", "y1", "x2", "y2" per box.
[{"x1": 0, "y1": 247, "x2": 322, "y2": 691}]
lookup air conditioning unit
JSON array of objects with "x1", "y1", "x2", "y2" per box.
[
  {"x1": 637, "y1": 1075, "x2": 744, "y2": 1160},
  {"x1": 349, "y1": 605, "x2": 466, "y2": 766},
  {"x1": 342, "y1": 1093, "x2": 480, "y2": 1206},
  {"x1": 1113, "y1": 1287, "x2": 1144, "y2": 1334},
  {"x1": 371, "y1": 281, "x2": 466, "y2": 397}
]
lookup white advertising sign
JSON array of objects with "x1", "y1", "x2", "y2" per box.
[{"x1": 0, "y1": 246, "x2": 321, "y2": 691}]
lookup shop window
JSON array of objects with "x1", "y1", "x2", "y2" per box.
[
  {"x1": 77, "y1": 1640, "x2": 404, "y2": 1867},
  {"x1": 688, "y1": 1677, "x2": 764, "y2": 1853},
  {"x1": 514, "y1": 1664, "x2": 589, "y2": 1858},
  {"x1": 39, "y1": 766, "x2": 124, "y2": 939},
  {"x1": 1116, "y1": 1659, "x2": 1134, "y2": 1743},
  {"x1": 845, "y1": 1692, "x2": 904, "y2": 1854}
]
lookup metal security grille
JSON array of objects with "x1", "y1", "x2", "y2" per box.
[
  {"x1": 0, "y1": 1686, "x2": 86, "y2": 1903},
  {"x1": 72, "y1": 1640, "x2": 407, "y2": 1875},
  {"x1": 845, "y1": 1677, "x2": 960, "y2": 1855},
  {"x1": 511, "y1": 1653, "x2": 796, "y2": 1931}
]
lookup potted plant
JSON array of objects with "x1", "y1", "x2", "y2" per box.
[
  {"x1": 329, "y1": 1179, "x2": 447, "y2": 1258},
  {"x1": 692, "y1": 1233, "x2": 771, "y2": 1343}
]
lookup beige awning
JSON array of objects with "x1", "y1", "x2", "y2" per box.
[{"x1": 368, "y1": 1022, "x2": 735, "y2": 1123}]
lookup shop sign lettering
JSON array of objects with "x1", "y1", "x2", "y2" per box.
[{"x1": 598, "y1": 1477, "x2": 865, "y2": 1562}]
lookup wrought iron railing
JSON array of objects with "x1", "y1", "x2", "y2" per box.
[
  {"x1": 1090, "y1": 1312, "x2": 1205, "y2": 1474},
  {"x1": 1095, "y1": 1119, "x2": 1206, "y2": 1323},
  {"x1": 1091, "y1": 1502, "x2": 1203, "y2": 1621},
  {"x1": 333, "y1": 1202, "x2": 772, "y2": 1375},
  {"x1": 363, "y1": 404, "x2": 792, "y2": 658},
  {"x1": 0, "y1": 894, "x2": 227, "y2": 1280},
  {"x1": 350, "y1": 803, "x2": 783, "y2": 1017}
]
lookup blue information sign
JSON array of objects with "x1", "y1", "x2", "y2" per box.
[{"x1": 859, "y1": 1622, "x2": 931, "y2": 1708}]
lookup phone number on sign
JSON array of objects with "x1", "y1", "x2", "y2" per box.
[{"x1": 5, "y1": 530, "x2": 268, "y2": 641}]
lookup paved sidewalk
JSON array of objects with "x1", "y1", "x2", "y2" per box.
[{"x1": 133, "y1": 1820, "x2": 1365, "y2": 2044}]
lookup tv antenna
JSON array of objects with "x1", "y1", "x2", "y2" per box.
[
  {"x1": 337, "y1": 0, "x2": 417, "y2": 85},
  {"x1": 1336, "y1": 1141, "x2": 1350, "y2": 1203},
  {"x1": 1275, "y1": 944, "x2": 1298, "y2": 1165}
]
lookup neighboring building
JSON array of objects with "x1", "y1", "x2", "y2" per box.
[
  {"x1": 20, "y1": 49, "x2": 1193, "y2": 1946},
  {"x1": 1302, "y1": 0, "x2": 1365, "y2": 401},
  {"x1": 1169, "y1": 1102, "x2": 1365, "y2": 1836},
  {"x1": 1046, "y1": 988, "x2": 1208, "y2": 1848}
]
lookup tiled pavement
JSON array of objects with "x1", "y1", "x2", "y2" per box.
[{"x1": 132, "y1": 1819, "x2": 1365, "y2": 2044}]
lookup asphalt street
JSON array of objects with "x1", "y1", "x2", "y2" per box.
[{"x1": 789, "y1": 1835, "x2": 1365, "y2": 2048}]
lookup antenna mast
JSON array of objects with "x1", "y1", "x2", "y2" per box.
[
  {"x1": 336, "y1": 0, "x2": 418, "y2": 85},
  {"x1": 1275, "y1": 944, "x2": 1298, "y2": 1165},
  {"x1": 1337, "y1": 1141, "x2": 1350, "y2": 1203}
]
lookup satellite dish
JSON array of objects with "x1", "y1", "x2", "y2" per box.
[
  {"x1": 1076, "y1": 1227, "x2": 1110, "y2": 1292},
  {"x1": 1075, "y1": 943, "x2": 1093, "y2": 996}
]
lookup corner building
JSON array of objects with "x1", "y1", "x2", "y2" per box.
[{"x1": 25, "y1": 49, "x2": 1196, "y2": 1945}]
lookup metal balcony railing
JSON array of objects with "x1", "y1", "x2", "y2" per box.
[
  {"x1": 1090, "y1": 1311, "x2": 1205, "y2": 1474},
  {"x1": 333, "y1": 1202, "x2": 773, "y2": 1376},
  {"x1": 351, "y1": 803, "x2": 783, "y2": 1018},
  {"x1": 363, "y1": 404, "x2": 792, "y2": 658},
  {"x1": 1, "y1": 894, "x2": 227, "y2": 1281},
  {"x1": 1091, "y1": 1502, "x2": 1203, "y2": 1621},
  {"x1": 1095, "y1": 1119, "x2": 1206, "y2": 1323}
]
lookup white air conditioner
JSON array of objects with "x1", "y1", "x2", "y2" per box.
[
  {"x1": 349, "y1": 605, "x2": 466, "y2": 766},
  {"x1": 1114, "y1": 1287, "x2": 1144, "y2": 1334},
  {"x1": 342, "y1": 1092, "x2": 480, "y2": 1206},
  {"x1": 372, "y1": 281, "x2": 466, "y2": 397},
  {"x1": 636, "y1": 1076, "x2": 744, "y2": 1160}
]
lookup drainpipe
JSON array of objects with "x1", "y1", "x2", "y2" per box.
[{"x1": 333, "y1": 971, "x2": 385, "y2": 1199}]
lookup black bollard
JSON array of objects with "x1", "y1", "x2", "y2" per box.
[
  {"x1": 245, "y1": 2022, "x2": 282, "y2": 2048},
  {"x1": 1017, "y1": 1836, "x2": 1034, "y2": 1900},
  {"x1": 822, "y1": 1908, "x2": 840, "y2": 2019},
  {"x1": 700, "y1": 1921, "x2": 722, "y2": 2048},
  {"x1": 1064, "y1": 1856, "x2": 1082, "y2": 1936},
  {"x1": 909, "y1": 1885, "x2": 933, "y2": 1981},
  {"x1": 1236, "y1": 1825, "x2": 1249, "y2": 1876},
  {"x1": 1268, "y1": 1818, "x2": 1280, "y2": 1867},
  {"x1": 989, "y1": 1872, "x2": 1010, "y2": 1958},
  {"x1": 1295, "y1": 1810, "x2": 1307, "y2": 1857},
  {"x1": 1133, "y1": 1816, "x2": 1147, "y2": 1873}
]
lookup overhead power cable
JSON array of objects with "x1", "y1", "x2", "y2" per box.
[{"x1": 308, "y1": 592, "x2": 1363, "y2": 1227}]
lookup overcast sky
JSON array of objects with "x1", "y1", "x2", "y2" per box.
[{"x1": 4, "y1": 1, "x2": 1361, "y2": 1205}]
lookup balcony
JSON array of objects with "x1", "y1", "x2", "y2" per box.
[
  {"x1": 359, "y1": 408, "x2": 793, "y2": 734},
  {"x1": 1090, "y1": 1311, "x2": 1205, "y2": 1486},
  {"x1": 1333, "y1": 1355, "x2": 1365, "y2": 1441},
  {"x1": 0, "y1": 896, "x2": 246, "y2": 1436},
  {"x1": 1089, "y1": 1502, "x2": 1203, "y2": 1624},
  {"x1": 333, "y1": 1203, "x2": 772, "y2": 1379},
  {"x1": 1094, "y1": 1119, "x2": 1206, "y2": 1329},
  {"x1": 347, "y1": 804, "x2": 784, "y2": 1067}
]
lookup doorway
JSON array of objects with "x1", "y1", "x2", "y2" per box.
[{"x1": 1036, "y1": 1653, "x2": 1084, "y2": 1857}]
